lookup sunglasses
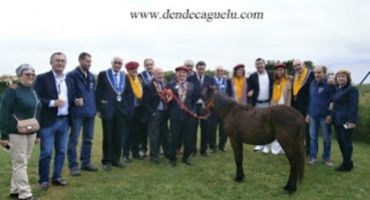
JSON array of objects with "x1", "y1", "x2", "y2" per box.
[{"x1": 23, "y1": 73, "x2": 36, "y2": 77}]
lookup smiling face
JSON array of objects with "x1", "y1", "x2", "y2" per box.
[
  {"x1": 336, "y1": 73, "x2": 348, "y2": 86},
  {"x1": 111, "y1": 57, "x2": 123, "y2": 73},
  {"x1": 314, "y1": 66, "x2": 326, "y2": 81},
  {"x1": 293, "y1": 60, "x2": 304, "y2": 74},
  {"x1": 51, "y1": 54, "x2": 67, "y2": 74},
  {"x1": 19, "y1": 69, "x2": 36, "y2": 87},
  {"x1": 144, "y1": 59, "x2": 154, "y2": 74},
  {"x1": 275, "y1": 67, "x2": 285, "y2": 78},
  {"x1": 128, "y1": 68, "x2": 138, "y2": 77},
  {"x1": 176, "y1": 70, "x2": 188, "y2": 82},
  {"x1": 255, "y1": 60, "x2": 265, "y2": 73},
  {"x1": 153, "y1": 68, "x2": 164, "y2": 81},
  {"x1": 196, "y1": 64, "x2": 206, "y2": 76}
]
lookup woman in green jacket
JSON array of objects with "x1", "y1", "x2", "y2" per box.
[{"x1": 0, "y1": 64, "x2": 41, "y2": 200}]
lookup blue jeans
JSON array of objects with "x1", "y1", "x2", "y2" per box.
[
  {"x1": 67, "y1": 117, "x2": 95, "y2": 169},
  {"x1": 309, "y1": 117, "x2": 332, "y2": 160},
  {"x1": 38, "y1": 118, "x2": 69, "y2": 183}
]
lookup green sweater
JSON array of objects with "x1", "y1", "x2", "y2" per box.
[{"x1": 0, "y1": 83, "x2": 41, "y2": 139}]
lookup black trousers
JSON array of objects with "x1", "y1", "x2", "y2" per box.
[
  {"x1": 148, "y1": 111, "x2": 169, "y2": 159},
  {"x1": 101, "y1": 110, "x2": 127, "y2": 165},
  {"x1": 192, "y1": 104, "x2": 209, "y2": 153},
  {"x1": 334, "y1": 125, "x2": 354, "y2": 166},
  {"x1": 208, "y1": 112, "x2": 227, "y2": 150},
  {"x1": 169, "y1": 117, "x2": 194, "y2": 161},
  {"x1": 126, "y1": 107, "x2": 147, "y2": 157}
]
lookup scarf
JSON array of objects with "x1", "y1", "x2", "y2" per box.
[
  {"x1": 272, "y1": 77, "x2": 287, "y2": 102},
  {"x1": 233, "y1": 77, "x2": 245, "y2": 102},
  {"x1": 128, "y1": 75, "x2": 143, "y2": 99},
  {"x1": 293, "y1": 67, "x2": 308, "y2": 96}
]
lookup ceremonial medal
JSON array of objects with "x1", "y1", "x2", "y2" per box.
[{"x1": 117, "y1": 95, "x2": 122, "y2": 102}]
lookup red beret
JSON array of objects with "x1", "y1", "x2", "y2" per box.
[
  {"x1": 125, "y1": 61, "x2": 139, "y2": 70},
  {"x1": 175, "y1": 66, "x2": 188, "y2": 72},
  {"x1": 274, "y1": 63, "x2": 286, "y2": 69},
  {"x1": 234, "y1": 64, "x2": 245, "y2": 70}
]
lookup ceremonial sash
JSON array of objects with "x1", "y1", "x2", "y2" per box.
[{"x1": 293, "y1": 67, "x2": 309, "y2": 96}]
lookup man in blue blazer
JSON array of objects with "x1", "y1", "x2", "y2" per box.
[
  {"x1": 187, "y1": 61, "x2": 216, "y2": 156},
  {"x1": 67, "y1": 52, "x2": 98, "y2": 176},
  {"x1": 34, "y1": 52, "x2": 72, "y2": 190},
  {"x1": 95, "y1": 57, "x2": 134, "y2": 171}
]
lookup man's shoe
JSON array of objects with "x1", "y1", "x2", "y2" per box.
[
  {"x1": 200, "y1": 152, "x2": 207, "y2": 157},
  {"x1": 19, "y1": 196, "x2": 38, "y2": 200},
  {"x1": 133, "y1": 154, "x2": 144, "y2": 160},
  {"x1": 9, "y1": 193, "x2": 18, "y2": 198},
  {"x1": 150, "y1": 158, "x2": 160, "y2": 164},
  {"x1": 170, "y1": 160, "x2": 176, "y2": 167},
  {"x1": 112, "y1": 162, "x2": 126, "y2": 168},
  {"x1": 122, "y1": 156, "x2": 131, "y2": 162},
  {"x1": 324, "y1": 160, "x2": 333, "y2": 167},
  {"x1": 308, "y1": 158, "x2": 316, "y2": 165},
  {"x1": 39, "y1": 182, "x2": 49, "y2": 191},
  {"x1": 70, "y1": 168, "x2": 81, "y2": 176},
  {"x1": 219, "y1": 147, "x2": 227, "y2": 152},
  {"x1": 102, "y1": 164, "x2": 112, "y2": 171},
  {"x1": 52, "y1": 178, "x2": 68, "y2": 186},
  {"x1": 335, "y1": 165, "x2": 351, "y2": 172},
  {"x1": 182, "y1": 159, "x2": 192, "y2": 166},
  {"x1": 81, "y1": 164, "x2": 99, "y2": 172}
]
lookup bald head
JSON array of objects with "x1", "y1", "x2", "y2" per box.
[
  {"x1": 293, "y1": 59, "x2": 305, "y2": 74},
  {"x1": 153, "y1": 67, "x2": 164, "y2": 81},
  {"x1": 184, "y1": 59, "x2": 194, "y2": 71},
  {"x1": 215, "y1": 65, "x2": 225, "y2": 78},
  {"x1": 111, "y1": 57, "x2": 123, "y2": 73}
]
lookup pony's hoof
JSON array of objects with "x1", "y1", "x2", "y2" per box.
[
  {"x1": 283, "y1": 186, "x2": 296, "y2": 194},
  {"x1": 234, "y1": 175, "x2": 245, "y2": 182}
]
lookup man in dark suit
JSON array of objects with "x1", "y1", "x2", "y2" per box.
[
  {"x1": 248, "y1": 58, "x2": 274, "y2": 153},
  {"x1": 34, "y1": 52, "x2": 71, "y2": 190},
  {"x1": 95, "y1": 57, "x2": 133, "y2": 171},
  {"x1": 291, "y1": 59, "x2": 315, "y2": 157},
  {"x1": 207, "y1": 66, "x2": 231, "y2": 152},
  {"x1": 166, "y1": 66, "x2": 198, "y2": 166},
  {"x1": 143, "y1": 67, "x2": 169, "y2": 164},
  {"x1": 138, "y1": 58, "x2": 155, "y2": 157},
  {"x1": 187, "y1": 61, "x2": 215, "y2": 156}
]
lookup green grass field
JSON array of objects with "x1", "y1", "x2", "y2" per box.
[{"x1": 0, "y1": 119, "x2": 369, "y2": 200}]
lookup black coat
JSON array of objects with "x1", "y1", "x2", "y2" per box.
[
  {"x1": 33, "y1": 71, "x2": 73, "y2": 128},
  {"x1": 166, "y1": 81, "x2": 197, "y2": 121},
  {"x1": 95, "y1": 70, "x2": 134, "y2": 120},
  {"x1": 291, "y1": 70, "x2": 315, "y2": 116},
  {"x1": 142, "y1": 80, "x2": 167, "y2": 121},
  {"x1": 247, "y1": 71, "x2": 273, "y2": 106}
]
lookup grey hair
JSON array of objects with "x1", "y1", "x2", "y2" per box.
[
  {"x1": 16, "y1": 64, "x2": 35, "y2": 77},
  {"x1": 50, "y1": 52, "x2": 66, "y2": 64}
]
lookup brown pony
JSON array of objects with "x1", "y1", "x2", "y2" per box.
[{"x1": 203, "y1": 86, "x2": 305, "y2": 194}]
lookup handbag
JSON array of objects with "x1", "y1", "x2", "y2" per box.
[{"x1": 13, "y1": 90, "x2": 40, "y2": 135}]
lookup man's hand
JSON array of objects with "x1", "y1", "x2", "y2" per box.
[
  {"x1": 325, "y1": 115, "x2": 332, "y2": 124},
  {"x1": 305, "y1": 115, "x2": 310, "y2": 124},
  {"x1": 247, "y1": 90, "x2": 254, "y2": 97},
  {"x1": 346, "y1": 122, "x2": 357, "y2": 129},
  {"x1": 55, "y1": 99, "x2": 65, "y2": 108},
  {"x1": 74, "y1": 98, "x2": 84, "y2": 106}
]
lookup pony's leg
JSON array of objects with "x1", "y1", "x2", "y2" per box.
[
  {"x1": 230, "y1": 135, "x2": 245, "y2": 182},
  {"x1": 279, "y1": 139, "x2": 297, "y2": 193}
]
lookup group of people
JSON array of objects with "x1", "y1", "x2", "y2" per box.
[{"x1": 0, "y1": 53, "x2": 359, "y2": 200}]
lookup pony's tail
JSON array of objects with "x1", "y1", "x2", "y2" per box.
[{"x1": 295, "y1": 123, "x2": 305, "y2": 183}]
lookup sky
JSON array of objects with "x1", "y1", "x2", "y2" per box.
[{"x1": 0, "y1": 0, "x2": 369, "y2": 83}]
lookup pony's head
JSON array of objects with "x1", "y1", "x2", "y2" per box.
[{"x1": 202, "y1": 85, "x2": 218, "y2": 113}]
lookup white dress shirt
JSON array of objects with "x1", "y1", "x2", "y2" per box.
[{"x1": 49, "y1": 71, "x2": 69, "y2": 116}]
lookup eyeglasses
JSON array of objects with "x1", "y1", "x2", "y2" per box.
[
  {"x1": 23, "y1": 73, "x2": 36, "y2": 77},
  {"x1": 114, "y1": 62, "x2": 122, "y2": 65},
  {"x1": 145, "y1": 63, "x2": 154, "y2": 66}
]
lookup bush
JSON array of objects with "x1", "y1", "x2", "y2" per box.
[{"x1": 354, "y1": 84, "x2": 370, "y2": 143}]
